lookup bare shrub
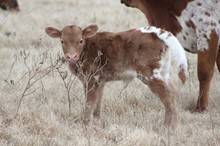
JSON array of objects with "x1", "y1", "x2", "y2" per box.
[{"x1": 4, "y1": 50, "x2": 65, "y2": 114}]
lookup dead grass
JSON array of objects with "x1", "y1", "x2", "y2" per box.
[{"x1": 0, "y1": 0, "x2": 220, "y2": 145}]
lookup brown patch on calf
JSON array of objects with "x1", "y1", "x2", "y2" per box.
[{"x1": 178, "y1": 64, "x2": 187, "y2": 84}]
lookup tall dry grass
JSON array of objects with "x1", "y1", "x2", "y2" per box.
[{"x1": 0, "y1": 0, "x2": 220, "y2": 145}]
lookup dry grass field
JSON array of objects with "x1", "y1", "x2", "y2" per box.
[{"x1": 1, "y1": 0, "x2": 220, "y2": 145}]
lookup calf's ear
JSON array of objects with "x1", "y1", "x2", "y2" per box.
[
  {"x1": 45, "y1": 27, "x2": 61, "y2": 38},
  {"x1": 83, "y1": 24, "x2": 98, "y2": 38}
]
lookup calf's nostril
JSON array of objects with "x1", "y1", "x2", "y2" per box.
[
  {"x1": 66, "y1": 54, "x2": 78, "y2": 61},
  {"x1": 66, "y1": 54, "x2": 71, "y2": 59}
]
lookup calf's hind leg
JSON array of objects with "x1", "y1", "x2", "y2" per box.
[{"x1": 147, "y1": 79, "x2": 179, "y2": 131}]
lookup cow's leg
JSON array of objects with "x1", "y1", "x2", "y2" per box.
[
  {"x1": 196, "y1": 30, "x2": 219, "y2": 112},
  {"x1": 147, "y1": 78, "x2": 179, "y2": 131},
  {"x1": 83, "y1": 82, "x2": 104, "y2": 125}
]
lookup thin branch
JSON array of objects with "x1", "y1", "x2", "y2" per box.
[
  {"x1": 24, "y1": 87, "x2": 40, "y2": 97},
  {"x1": 16, "y1": 51, "x2": 64, "y2": 113},
  {"x1": 56, "y1": 67, "x2": 74, "y2": 114}
]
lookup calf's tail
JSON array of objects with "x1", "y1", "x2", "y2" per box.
[
  {"x1": 157, "y1": 29, "x2": 188, "y2": 84},
  {"x1": 139, "y1": 26, "x2": 188, "y2": 83}
]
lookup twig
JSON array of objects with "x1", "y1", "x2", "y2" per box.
[
  {"x1": 56, "y1": 66, "x2": 76, "y2": 115},
  {"x1": 16, "y1": 51, "x2": 64, "y2": 114}
]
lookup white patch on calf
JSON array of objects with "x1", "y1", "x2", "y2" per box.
[
  {"x1": 160, "y1": 49, "x2": 171, "y2": 83},
  {"x1": 139, "y1": 26, "x2": 188, "y2": 78},
  {"x1": 150, "y1": 66, "x2": 169, "y2": 83},
  {"x1": 123, "y1": 70, "x2": 138, "y2": 77},
  {"x1": 150, "y1": 48, "x2": 171, "y2": 84},
  {"x1": 117, "y1": 69, "x2": 138, "y2": 81}
]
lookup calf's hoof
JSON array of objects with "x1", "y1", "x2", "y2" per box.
[
  {"x1": 164, "y1": 112, "x2": 179, "y2": 132},
  {"x1": 195, "y1": 103, "x2": 208, "y2": 112},
  {"x1": 195, "y1": 106, "x2": 207, "y2": 113}
]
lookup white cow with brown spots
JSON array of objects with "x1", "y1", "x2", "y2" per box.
[{"x1": 45, "y1": 24, "x2": 188, "y2": 130}]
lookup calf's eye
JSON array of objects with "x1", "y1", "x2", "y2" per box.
[
  {"x1": 79, "y1": 39, "x2": 83, "y2": 44},
  {"x1": 61, "y1": 40, "x2": 64, "y2": 44}
]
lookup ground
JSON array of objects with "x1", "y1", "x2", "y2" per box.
[{"x1": 0, "y1": 0, "x2": 220, "y2": 145}]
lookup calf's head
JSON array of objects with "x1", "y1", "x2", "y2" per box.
[
  {"x1": 45, "y1": 24, "x2": 98, "y2": 63},
  {"x1": 0, "y1": 0, "x2": 19, "y2": 11}
]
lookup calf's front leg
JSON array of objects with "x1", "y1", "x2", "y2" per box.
[
  {"x1": 93, "y1": 86, "x2": 104, "y2": 118},
  {"x1": 83, "y1": 82, "x2": 104, "y2": 125}
]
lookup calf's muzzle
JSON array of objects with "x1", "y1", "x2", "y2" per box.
[{"x1": 66, "y1": 53, "x2": 79, "y2": 62}]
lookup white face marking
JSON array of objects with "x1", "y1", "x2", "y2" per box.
[{"x1": 176, "y1": 0, "x2": 220, "y2": 52}]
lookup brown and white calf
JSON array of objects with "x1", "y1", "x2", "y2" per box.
[
  {"x1": 0, "y1": 0, "x2": 19, "y2": 11},
  {"x1": 45, "y1": 24, "x2": 187, "y2": 130},
  {"x1": 121, "y1": 0, "x2": 220, "y2": 112}
]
